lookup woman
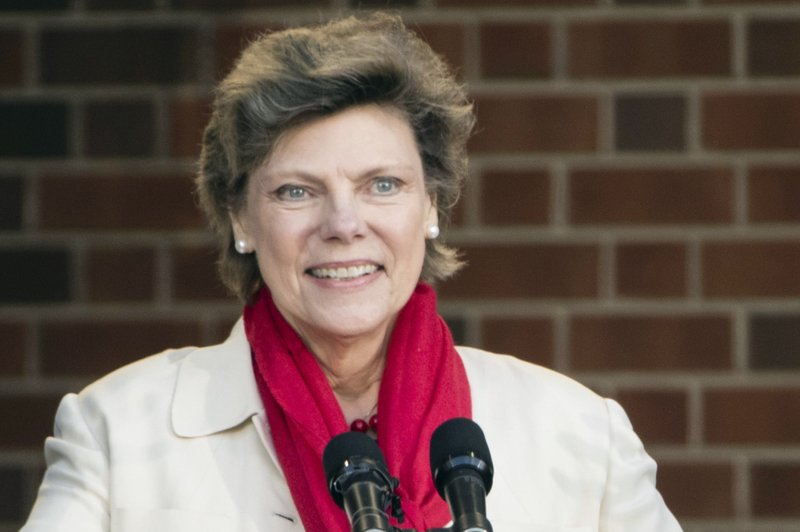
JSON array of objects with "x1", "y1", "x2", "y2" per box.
[{"x1": 22, "y1": 12, "x2": 681, "y2": 532}]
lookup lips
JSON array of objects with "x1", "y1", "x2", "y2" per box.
[{"x1": 307, "y1": 263, "x2": 381, "y2": 280}]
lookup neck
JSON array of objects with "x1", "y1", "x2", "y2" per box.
[{"x1": 296, "y1": 324, "x2": 390, "y2": 424}]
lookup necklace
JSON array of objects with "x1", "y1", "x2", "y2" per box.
[{"x1": 350, "y1": 402, "x2": 378, "y2": 434}]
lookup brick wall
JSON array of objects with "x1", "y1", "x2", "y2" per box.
[{"x1": 1, "y1": 1, "x2": 799, "y2": 530}]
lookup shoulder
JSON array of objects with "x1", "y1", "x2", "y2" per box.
[{"x1": 456, "y1": 345, "x2": 605, "y2": 415}]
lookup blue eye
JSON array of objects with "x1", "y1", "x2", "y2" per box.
[
  {"x1": 373, "y1": 177, "x2": 399, "y2": 195},
  {"x1": 276, "y1": 185, "x2": 307, "y2": 201}
]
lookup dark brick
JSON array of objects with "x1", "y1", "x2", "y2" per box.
[
  {"x1": 40, "y1": 320, "x2": 204, "y2": 376},
  {"x1": 0, "y1": 102, "x2": 68, "y2": 158},
  {"x1": 570, "y1": 167, "x2": 733, "y2": 225},
  {"x1": 615, "y1": 95, "x2": 686, "y2": 151},
  {"x1": 479, "y1": 317, "x2": 554, "y2": 368},
  {"x1": 705, "y1": 388, "x2": 800, "y2": 444},
  {"x1": 350, "y1": 0, "x2": 417, "y2": 5},
  {"x1": 86, "y1": 247, "x2": 156, "y2": 302},
  {"x1": 480, "y1": 22, "x2": 552, "y2": 79},
  {"x1": 0, "y1": 31, "x2": 24, "y2": 85},
  {"x1": 84, "y1": 101, "x2": 155, "y2": 157},
  {"x1": 570, "y1": 20, "x2": 729, "y2": 79},
  {"x1": 0, "y1": 176, "x2": 23, "y2": 229},
  {"x1": 169, "y1": 97, "x2": 211, "y2": 158},
  {"x1": 657, "y1": 462, "x2": 734, "y2": 518},
  {"x1": 0, "y1": 395, "x2": 61, "y2": 448},
  {"x1": 617, "y1": 0, "x2": 683, "y2": 3},
  {"x1": 702, "y1": 92, "x2": 800, "y2": 150},
  {"x1": 750, "y1": 314, "x2": 800, "y2": 370},
  {"x1": 86, "y1": 0, "x2": 155, "y2": 8},
  {"x1": 749, "y1": 166, "x2": 800, "y2": 222},
  {"x1": 0, "y1": 322, "x2": 26, "y2": 375},
  {"x1": 0, "y1": 0, "x2": 68, "y2": 10},
  {"x1": 173, "y1": 0, "x2": 326, "y2": 7},
  {"x1": 751, "y1": 463, "x2": 800, "y2": 517},
  {"x1": 39, "y1": 173, "x2": 203, "y2": 230},
  {"x1": 0, "y1": 467, "x2": 24, "y2": 521},
  {"x1": 442, "y1": 315, "x2": 466, "y2": 345},
  {"x1": 41, "y1": 28, "x2": 199, "y2": 85},
  {"x1": 0, "y1": 249, "x2": 71, "y2": 303},
  {"x1": 480, "y1": 169, "x2": 550, "y2": 225},
  {"x1": 171, "y1": 246, "x2": 230, "y2": 301},
  {"x1": 439, "y1": 244, "x2": 598, "y2": 299},
  {"x1": 748, "y1": 19, "x2": 800, "y2": 77},
  {"x1": 571, "y1": 315, "x2": 732, "y2": 371},
  {"x1": 471, "y1": 95, "x2": 598, "y2": 153},
  {"x1": 616, "y1": 243, "x2": 687, "y2": 298}
]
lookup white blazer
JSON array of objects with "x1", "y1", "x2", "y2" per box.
[{"x1": 21, "y1": 320, "x2": 681, "y2": 532}]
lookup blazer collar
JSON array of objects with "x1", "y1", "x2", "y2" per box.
[{"x1": 171, "y1": 319, "x2": 264, "y2": 437}]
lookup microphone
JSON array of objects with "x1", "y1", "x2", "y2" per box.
[
  {"x1": 323, "y1": 431, "x2": 401, "y2": 532},
  {"x1": 429, "y1": 418, "x2": 494, "y2": 532}
]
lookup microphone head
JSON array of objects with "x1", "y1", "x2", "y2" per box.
[
  {"x1": 323, "y1": 431, "x2": 389, "y2": 508},
  {"x1": 429, "y1": 417, "x2": 494, "y2": 497}
]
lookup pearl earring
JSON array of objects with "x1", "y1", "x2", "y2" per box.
[
  {"x1": 235, "y1": 240, "x2": 249, "y2": 254},
  {"x1": 426, "y1": 224, "x2": 440, "y2": 239}
]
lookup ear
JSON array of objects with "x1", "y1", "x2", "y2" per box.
[
  {"x1": 229, "y1": 209, "x2": 251, "y2": 244},
  {"x1": 425, "y1": 193, "x2": 439, "y2": 227}
]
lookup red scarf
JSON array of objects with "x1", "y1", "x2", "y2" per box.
[{"x1": 244, "y1": 283, "x2": 471, "y2": 531}]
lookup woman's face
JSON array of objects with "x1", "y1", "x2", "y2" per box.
[{"x1": 232, "y1": 104, "x2": 437, "y2": 346}]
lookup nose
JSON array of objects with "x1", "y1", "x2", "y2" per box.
[{"x1": 319, "y1": 191, "x2": 366, "y2": 243}]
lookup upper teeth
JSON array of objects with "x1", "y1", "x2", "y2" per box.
[{"x1": 310, "y1": 264, "x2": 378, "y2": 280}]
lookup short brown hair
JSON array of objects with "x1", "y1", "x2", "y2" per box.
[{"x1": 196, "y1": 12, "x2": 475, "y2": 302}]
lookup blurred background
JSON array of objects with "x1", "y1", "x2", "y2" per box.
[{"x1": 1, "y1": 0, "x2": 799, "y2": 530}]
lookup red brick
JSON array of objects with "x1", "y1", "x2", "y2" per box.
[
  {"x1": 616, "y1": 243, "x2": 687, "y2": 298},
  {"x1": 570, "y1": 315, "x2": 732, "y2": 371},
  {"x1": 40, "y1": 320, "x2": 204, "y2": 376},
  {"x1": 702, "y1": 92, "x2": 800, "y2": 150},
  {"x1": 616, "y1": 389, "x2": 687, "y2": 444},
  {"x1": 0, "y1": 395, "x2": 62, "y2": 449},
  {"x1": 748, "y1": 19, "x2": 800, "y2": 77},
  {"x1": 214, "y1": 24, "x2": 281, "y2": 80},
  {"x1": 748, "y1": 165, "x2": 800, "y2": 223},
  {"x1": 703, "y1": 241, "x2": 800, "y2": 297},
  {"x1": 86, "y1": 247, "x2": 156, "y2": 302},
  {"x1": 480, "y1": 169, "x2": 550, "y2": 225},
  {"x1": 171, "y1": 245, "x2": 230, "y2": 301},
  {"x1": 470, "y1": 95, "x2": 598, "y2": 153},
  {"x1": 705, "y1": 388, "x2": 800, "y2": 444},
  {"x1": 440, "y1": 0, "x2": 592, "y2": 5},
  {"x1": 169, "y1": 97, "x2": 212, "y2": 158},
  {"x1": 569, "y1": 20, "x2": 730, "y2": 79},
  {"x1": 657, "y1": 462, "x2": 734, "y2": 518},
  {"x1": 0, "y1": 322, "x2": 26, "y2": 375},
  {"x1": 39, "y1": 173, "x2": 204, "y2": 230},
  {"x1": 479, "y1": 317, "x2": 554, "y2": 368},
  {"x1": 41, "y1": 28, "x2": 200, "y2": 85},
  {"x1": 413, "y1": 23, "x2": 466, "y2": 80},
  {"x1": 0, "y1": 31, "x2": 24, "y2": 86},
  {"x1": 480, "y1": 22, "x2": 551, "y2": 79},
  {"x1": 751, "y1": 463, "x2": 800, "y2": 517},
  {"x1": 438, "y1": 244, "x2": 598, "y2": 299},
  {"x1": 84, "y1": 100, "x2": 155, "y2": 157},
  {"x1": 570, "y1": 167, "x2": 734, "y2": 225}
]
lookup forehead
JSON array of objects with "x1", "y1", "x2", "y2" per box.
[{"x1": 261, "y1": 104, "x2": 422, "y2": 177}]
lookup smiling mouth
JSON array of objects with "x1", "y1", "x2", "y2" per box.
[{"x1": 307, "y1": 264, "x2": 381, "y2": 280}]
